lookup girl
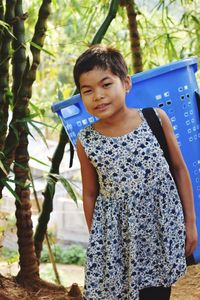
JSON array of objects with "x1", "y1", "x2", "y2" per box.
[{"x1": 73, "y1": 44, "x2": 198, "y2": 300}]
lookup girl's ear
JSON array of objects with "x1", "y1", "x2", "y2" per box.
[{"x1": 124, "y1": 75, "x2": 132, "y2": 92}]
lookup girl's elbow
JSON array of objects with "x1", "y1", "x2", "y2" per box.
[{"x1": 83, "y1": 190, "x2": 98, "y2": 202}]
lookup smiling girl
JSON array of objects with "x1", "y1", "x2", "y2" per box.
[{"x1": 73, "y1": 44, "x2": 197, "y2": 300}]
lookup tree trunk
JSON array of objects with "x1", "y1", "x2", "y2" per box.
[
  {"x1": 12, "y1": 0, "x2": 27, "y2": 104},
  {"x1": 0, "y1": 0, "x2": 52, "y2": 283},
  {"x1": 0, "y1": 0, "x2": 16, "y2": 152},
  {"x1": 15, "y1": 187, "x2": 39, "y2": 280},
  {"x1": 120, "y1": 0, "x2": 143, "y2": 73},
  {"x1": 13, "y1": 0, "x2": 52, "y2": 282}
]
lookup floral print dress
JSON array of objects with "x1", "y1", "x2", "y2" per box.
[{"x1": 78, "y1": 109, "x2": 186, "y2": 300}]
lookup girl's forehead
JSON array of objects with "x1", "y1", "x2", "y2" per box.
[{"x1": 79, "y1": 68, "x2": 117, "y2": 85}]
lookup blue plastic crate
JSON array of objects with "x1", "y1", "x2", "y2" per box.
[{"x1": 52, "y1": 57, "x2": 200, "y2": 263}]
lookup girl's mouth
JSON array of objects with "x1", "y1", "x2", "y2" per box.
[{"x1": 95, "y1": 103, "x2": 110, "y2": 111}]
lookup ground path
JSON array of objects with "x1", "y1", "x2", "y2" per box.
[{"x1": 0, "y1": 262, "x2": 199, "y2": 299}]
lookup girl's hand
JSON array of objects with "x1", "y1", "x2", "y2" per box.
[{"x1": 185, "y1": 222, "x2": 198, "y2": 257}]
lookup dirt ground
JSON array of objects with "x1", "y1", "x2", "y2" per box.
[{"x1": 0, "y1": 263, "x2": 200, "y2": 299}]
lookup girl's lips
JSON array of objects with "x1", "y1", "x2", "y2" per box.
[{"x1": 95, "y1": 103, "x2": 110, "y2": 111}]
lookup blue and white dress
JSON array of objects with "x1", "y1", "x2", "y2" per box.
[{"x1": 78, "y1": 109, "x2": 186, "y2": 300}]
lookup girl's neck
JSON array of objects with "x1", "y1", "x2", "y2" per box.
[
  {"x1": 97, "y1": 106, "x2": 133, "y2": 128},
  {"x1": 93, "y1": 107, "x2": 141, "y2": 137}
]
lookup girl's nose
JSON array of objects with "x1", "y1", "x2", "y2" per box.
[{"x1": 93, "y1": 90, "x2": 104, "y2": 102}]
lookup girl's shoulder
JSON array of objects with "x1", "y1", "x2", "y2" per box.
[{"x1": 77, "y1": 124, "x2": 94, "y2": 145}]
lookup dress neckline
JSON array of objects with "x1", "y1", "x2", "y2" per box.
[{"x1": 90, "y1": 109, "x2": 145, "y2": 139}]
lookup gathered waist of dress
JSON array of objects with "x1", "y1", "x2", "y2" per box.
[{"x1": 99, "y1": 186, "x2": 138, "y2": 200}]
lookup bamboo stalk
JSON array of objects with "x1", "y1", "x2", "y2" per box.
[
  {"x1": 120, "y1": 0, "x2": 143, "y2": 73},
  {"x1": 13, "y1": 0, "x2": 52, "y2": 280},
  {"x1": 0, "y1": 0, "x2": 4, "y2": 51},
  {"x1": 34, "y1": 126, "x2": 69, "y2": 259},
  {"x1": 14, "y1": 133, "x2": 39, "y2": 279},
  {"x1": 0, "y1": 0, "x2": 51, "y2": 193},
  {"x1": 12, "y1": 0, "x2": 27, "y2": 103},
  {"x1": 92, "y1": 0, "x2": 120, "y2": 44},
  {"x1": 0, "y1": 0, "x2": 16, "y2": 152},
  {"x1": 29, "y1": 169, "x2": 61, "y2": 284}
]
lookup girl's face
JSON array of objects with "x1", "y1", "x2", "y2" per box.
[{"x1": 79, "y1": 68, "x2": 131, "y2": 120}]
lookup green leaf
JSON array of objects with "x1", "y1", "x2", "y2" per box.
[
  {"x1": 29, "y1": 102, "x2": 45, "y2": 117},
  {"x1": 2, "y1": 181, "x2": 20, "y2": 202},
  {"x1": 30, "y1": 119, "x2": 54, "y2": 128},
  {"x1": 84, "y1": 8, "x2": 97, "y2": 38},
  {"x1": 16, "y1": 113, "x2": 38, "y2": 123},
  {"x1": 28, "y1": 121, "x2": 48, "y2": 148},
  {"x1": 30, "y1": 41, "x2": 55, "y2": 57},
  {"x1": 14, "y1": 161, "x2": 27, "y2": 170},
  {"x1": 0, "y1": 160, "x2": 7, "y2": 175},
  {"x1": 52, "y1": 0, "x2": 58, "y2": 9},
  {"x1": 0, "y1": 20, "x2": 16, "y2": 39},
  {"x1": 191, "y1": 15, "x2": 200, "y2": 25},
  {"x1": 50, "y1": 174, "x2": 78, "y2": 206},
  {"x1": 71, "y1": 0, "x2": 81, "y2": 14},
  {"x1": 29, "y1": 156, "x2": 50, "y2": 167}
]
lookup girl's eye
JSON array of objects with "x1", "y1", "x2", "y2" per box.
[
  {"x1": 103, "y1": 82, "x2": 112, "y2": 88},
  {"x1": 83, "y1": 89, "x2": 92, "y2": 95}
]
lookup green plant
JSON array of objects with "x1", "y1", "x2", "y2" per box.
[
  {"x1": 40, "y1": 264, "x2": 58, "y2": 283},
  {"x1": 0, "y1": 247, "x2": 19, "y2": 265},
  {"x1": 40, "y1": 243, "x2": 86, "y2": 266}
]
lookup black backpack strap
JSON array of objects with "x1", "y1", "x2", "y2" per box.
[{"x1": 142, "y1": 107, "x2": 171, "y2": 168}]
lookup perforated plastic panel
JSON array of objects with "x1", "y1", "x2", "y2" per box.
[{"x1": 52, "y1": 57, "x2": 200, "y2": 262}]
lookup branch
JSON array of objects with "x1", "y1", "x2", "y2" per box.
[{"x1": 92, "y1": 0, "x2": 120, "y2": 44}]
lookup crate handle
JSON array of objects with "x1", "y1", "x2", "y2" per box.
[{"x1": 195, "y1": 91, "x2": 200, "y2": 119}]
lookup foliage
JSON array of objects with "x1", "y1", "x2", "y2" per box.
[
  {"x1": 40, "y1": 264, "x2": 60, "y2": 283},
  {"x1": 22, "y1": 0, "x2": 200, "y2": 123},
  {"x1": 40, "y1": 243, "x2": 86, "y2": 266},
  {"x1": 0, "y1": 247, "x2": 19, "y2": 265}
]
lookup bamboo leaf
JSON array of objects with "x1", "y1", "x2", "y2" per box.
[
  {"x1": 0, "y1": 20, "x2": 16, "y2": 39},
  {"x1": 29, "y1": 101, "x2": 45, "y2": 117},
  {"x1": 0, "y1": 160, "x2": 7, "y2": 175},
  {"x1": 52, "y1": 0, "x2": 58, "y2": 9},
  {"x1": 71, "y1": 0, "x2": 81, "y2": 14},
  {"x1": 14, "y1": 161, "x2": 27, "y2": 170},
  {"x1": 2, "y1": 180, "x2": 20, "y2": 202},
  {"x1": 28, "y1": 121, "x2": 48, "y2": 148},
  {"x1": 29, "y1": 156, "x2": 50, "y2": 167},
  {"x1": 191, "y1": 15, "x2": 200, "y2": 25},
  {"x1": 84, "y1": 8, "x2": 97, "y2": 38},
  {"x1": 30, "y1": 41, "x2": 55, "y2": 57},
  {"x1": 50, "y1": 173, "x2": 78, "y2": 206},
  {"x1": 16, "y1": 113, "x2": 38, "y2": 122},
  {"x1": 30, "y1": 119, "x2": 54, "y2": 128}
]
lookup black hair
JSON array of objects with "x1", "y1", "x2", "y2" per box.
[{"x1": 73, "y1": 44, "x2": 128, "y2": 91}]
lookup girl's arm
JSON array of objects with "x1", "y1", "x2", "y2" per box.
[
  {"x1": 157, "y1": 108, "x2": 198, "y2": 257},
  {"x1": 76, "y1": 138, "x2": 99, "y2": 233}
]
